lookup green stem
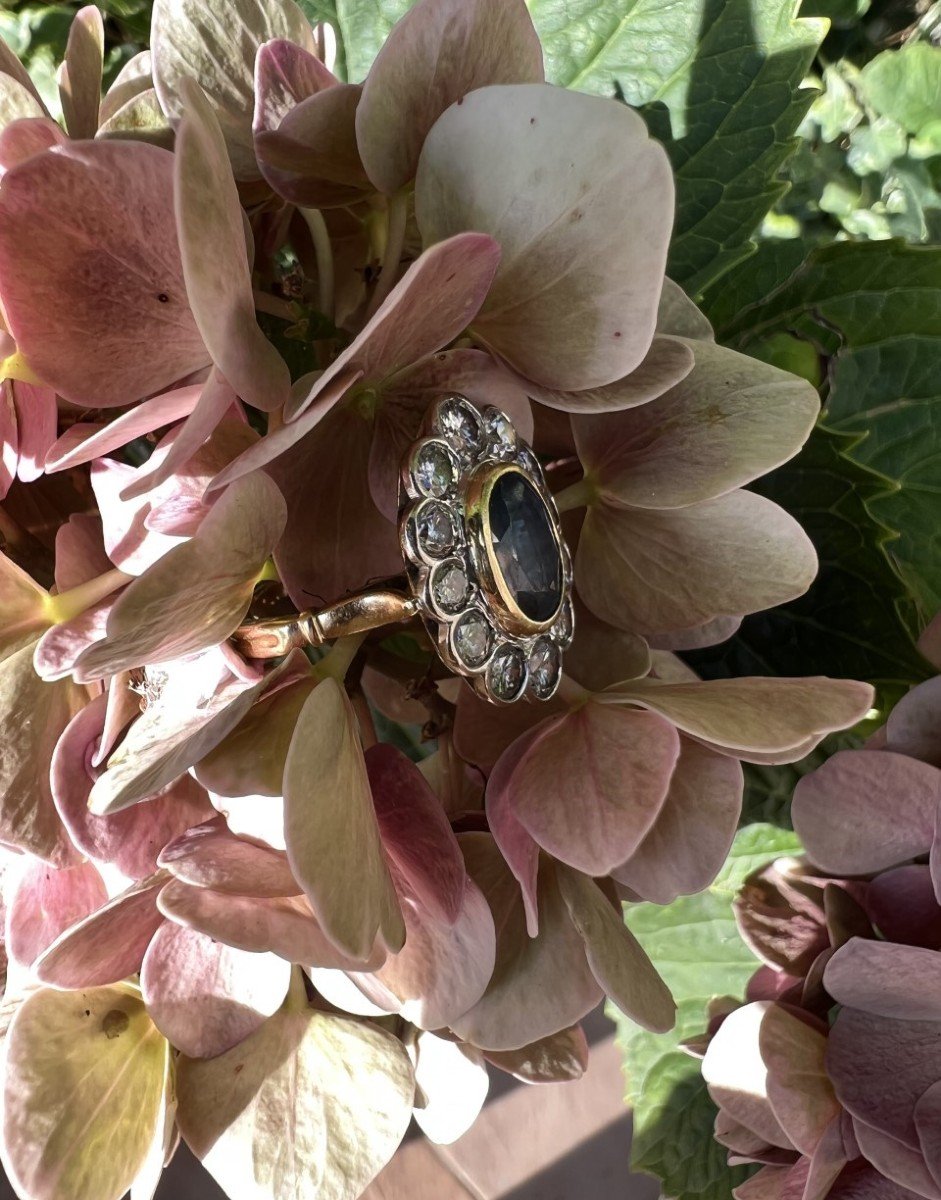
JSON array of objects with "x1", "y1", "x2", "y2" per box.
[
  {"x1": 300, "y1": 208, "x2": 335, "y2": 321},
  {"x1": 554, "y1": 477, "x2": 596, "y2": 514},
  {"x1": 45, "y1": 567, "x2": 132, "y2": 624},
  {"x1": 366, "y1": 189, "x2": 408, "y2": 318},
  {"x1": 314, "y1": 631, "x2": 367, "y2": 683}
]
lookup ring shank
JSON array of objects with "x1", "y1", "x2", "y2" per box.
[{"x1": 231, "y1": 589, "x2": 419, "y2": 660}]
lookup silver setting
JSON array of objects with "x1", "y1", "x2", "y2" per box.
[{"x1": 399, "y1": 394, "x2": 573, "y2": 704}]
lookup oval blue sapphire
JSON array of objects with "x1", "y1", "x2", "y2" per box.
[{"x1": 488, "y1": 470, "x2": 563, "y2": 623}]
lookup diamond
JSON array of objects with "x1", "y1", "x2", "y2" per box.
[
  {"x1": 488, "y1": 469, "x2": 563, "y2": 623},
  {"x1": 415, "y1": 500, "x2": 456, "y2": 558},
  {"x1": 487, "y1": 643, "x2": 526, "y2": 702},
  {"x1": 552, "y1": 598, "x2": 575, "y2": 647},
  {"x1": 452, "y1": 608, "x2": 493, "y2": 668},
  {"x1": 413, "y1": 441, "x2": 458, "y2": 498},
  {"x1": 484, "y1": 408, "x2": 517, "y2": 458},
  {"x1": 436, "y1": 395, "x2": 483, "y2": 459},
  {"x1": 431, "y1": 560, "x2": 470, "y2": 614},
  {"x1": 528, "y1": 637, "x2": 561, "y2": 699}
]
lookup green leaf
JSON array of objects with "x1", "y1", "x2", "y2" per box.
[
  {"x1": 718, "y1": 239, "x2": 941, "y2": 623},
  {"x1": 860, "y1": 43, "x2": 941, "y2": 138},
  {"x1": 612, "y1": 824, "x2": 800, "y2": 1199},
  {"x1": 685, "y1": 425, "x2": 930, "y2": 709},
  {"x1": 334, "y1": 0, "x2": 409, "y2": 81},
  {"x1": 529, "y1": 0, "x2": 825, "y2": 295}
]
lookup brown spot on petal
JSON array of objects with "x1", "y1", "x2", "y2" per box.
[
  {"x1": 157, "y1": 293, "x2": 169, "y2": 303},
  {"x1": 101, "y1": 1008, "x2": 129, "y2": 1039}
]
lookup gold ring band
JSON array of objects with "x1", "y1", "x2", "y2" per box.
[{"x1": 231, "y1": 589, "x2": 420, "y2": 659}]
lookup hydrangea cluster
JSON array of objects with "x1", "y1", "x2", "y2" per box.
[
  {"x1": 0, "y1": 0, "x2": 874, "y2": 1196},
  {"x1": 698, "y1": 672, "x2": 941, "y2": 1200}
]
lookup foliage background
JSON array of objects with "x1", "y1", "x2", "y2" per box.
[{"x1": 3, "y1": 0, "x2": 939, "y2": 1194}]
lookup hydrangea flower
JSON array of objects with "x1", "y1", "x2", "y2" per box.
[
  {"x1": 699, "y1": 674, "x2": 941, "y2": 1199},
  {"x1": 0, "y1": 0, "x2": 876, "y2": 1196}
]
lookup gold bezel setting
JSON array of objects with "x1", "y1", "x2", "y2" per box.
[{"x1": 399, "y1": 394, "x2": 574, "y2": 704}]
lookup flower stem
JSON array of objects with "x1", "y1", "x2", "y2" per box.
[
  {"x1": 315, "y1": 631, "x2": 367, "y2": 683},
  {"x1": 300, "y1": 208, "x2": 335, "y2": 321},
  {"x1": 44, "y1": 567, "x2": 132, "y2": 624},
  {"x1": 366, "y1": 189, "x2": 408, "y2": 318},
  {"x1": 554, "y1": 477, "x2": 596, "y2": 514}
]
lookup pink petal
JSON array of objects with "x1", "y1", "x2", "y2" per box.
[
  {"x1": 572, "y1": 343, "x2": 818, "y2": 508},
  {"x1": 99, "y1": 49, "x2": 153, "y2": 125},
  {"x1": 485, "y1": 728, "x2": 542, "y2": 936},
  {"x1": 157, "y1": 878, "x2": 383, "y2": 971},
  {"x1": 563, "y1": 601, "x2": 651, "y2": 693},
  {"x1": 0, "y1": 642, "x2": 83, "y2": 866},
  {"x1": 194, "y1": 673, "x2": 316, "y2": 799},
  {"x1": 255, "y1": 83, "x2": 369, "y2": 207},
  {"x1": 793, "y1": 750, "x2": 939, "y2": 875},
  {"x1": 505, "y1": 702, "x2": 680, "y2": 876},
  {"x1": 58, "y1": 5, "x2": 104, "y2": 138},
  {"x1": 0, "y1": 41, "x2": 48, "y2": 111},
  {"x1": 801, "y1": 1119, "x2": 850, "y2": 1200},
  {"x1": 825, "y1": 939, "x2": 941, "y2": 1020},
  {"x1": 758, "y1": 1003, "x2": 839, "y2": 1155},
  {"x1": 734, "y1": 1166, "x2": 791, "y2": 1200},
  {"x1": 451, "y1": 833, "x2": 601, "y2": 1052},
  {"x1": 45, "y1": 386, "x2": 198, "y2": 475},
  {"x1": 52, "y1": 692, "x2": 214, "y2": 878},
  {"x1": 612, "y1": 737, "x2": 743, "y2": 904},
  {"x1": 919, "y1": 614, "x2": 941, "y2": 670},
  {"x1": 416, "y1": 84, "x2": 673, "y2": 391},
  {"x1": 350, "y1": 882, "x2": 496, "y2": 1030},
  {"x1": 10, "y1": 382, "x2": 55, "y2": 483},
  {"x1": 886, "y1": 676, "x2": 941, "y2": 767},
  {"x1": 702, "y1": 1002, "x2": 797, "y2": 1151},
  {"x1": 204, "y1": 367, "x2": 362, "y2": 496},
  {"x1": 89, "y1": 649, "x2": 297, "y2": 815},
  {"x1": 0, "y1": 76, "x2": 46, "y2": 134},
  {"x1": 283, "y1": 679, "x2": 404, "y2": 961},
  {"x1": 32, "y1": 597, "x2": 113, "y2": 681},
  {"x1": 612, "y1": 676, "x2": 875, "y2": 759},
  {"x1": 827, "y1": 1006, "x2": 941, "y2": 1148},
  {"x1": 287, "y1": 232, "x2": 501, "y2": 421},
  {"x1": 483, "y1": 1023, "x2": 589, "y2": 1084},
  {"x1": 365, "y1": 744, "x2": 466, "y2": 925},
  {"x1": 828, "y1": 1159, "x2": 927, "y2": 1199},
  {"x1": 253, "y1": 38, "x2": 337, "y2": 134},
  {"x1": 34, "y1": 873, "x2": 167, "y2": 987},
  {"x1": 356, "y1": 0, "x2": 543, "y2": 194},
  {"x1": 118, "y1": 371, "x2": 239, "y2": 500},
  {"x1": 915, "y1": 1080, "x2": 941, "y2": 1194},
  {"x1": 557, "y1": 867, "x2": 675, "y2": 1033},
  {"x1": 141, "y1": 921, "x2": 290, "y2": 1057},
  {"x1": 854, "y1": 1119, "x2": 941, "y2": 1199},
  {"x1": 733, "y1": 862, "x2": 829, "y2": 977},
  {"x1": 53, "y1": 513, "x2": 113, "y2": 591},
  {"x1": 524, "y1": 336, "x2": 695, "y2": 414},
  {"x1": 270, "y1": 400, "x2": 402, "y2": 609},
  {"x1": 0, "y1": 140, "x2": 207, "y2": 405},
  {"x1": 158, "y1": 819, "x2": 301, "y2": 897},
  {"x1": 74, "y1": 470, "x2": 286, "y2": 680},
  {"x1": 453, "y1": 677, "x2": 562, "y2": 773},
  {"x1": 174, "y1": 81, "x2": 290, "y2": 412},
  {"x1": 576, "y1": 491, "x2": 817, "y2": 637},
  {"x1": 865, "y1": 866, "x2": 941, "y2": 949},
  {"x1": 6, "y1": 858, "x2": 107, "y2": 967}
]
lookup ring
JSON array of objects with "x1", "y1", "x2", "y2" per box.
[{"x1": 232, "y1": 394, "x2": 574, "y2": 704}]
